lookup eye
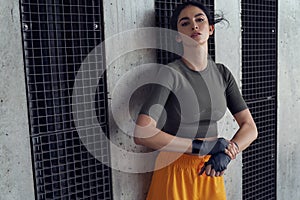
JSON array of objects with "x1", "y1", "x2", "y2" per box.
[
  {"x1": 196, "y1": 18, "x2": 204, "y2": 22},
  {"x1": 181, "y1": 21, "x2": 190, "y2": 27}
]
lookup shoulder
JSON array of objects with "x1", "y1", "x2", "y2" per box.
[
  {"x1": 150, "y1": 60, "x2": 183, "y2": 90},
  {"x1": 167, "y1": 59, "x2": 182, "y2": 71},
  {"x1": 165, "y1": 59, "x2": 189, "y2": 89},
  {"x1": 164, "y1": 59, "x2": 187, "y2": 79},
  {"x1": 215, "y1": 63, "x2": 231, "y2": 75},
  {"x1": 215, "y1": 63, "x2": 234, "y2": 82}
]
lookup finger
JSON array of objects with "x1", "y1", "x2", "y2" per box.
[
  {"x1": 209, "y1": 169, "x2": 216, "y2": 177},
  {"x1": 198, "y1": 165, "x2": 206, "y2": 176},
  {"x1": 205, "y1": 165, "x2": 212, "y2": 176},
  {"x1": 230, "y1": 143, "x2": 239, "y2": 154},
  {"x1": 226, "y1": 144, "x2": 238, "y2": 159},
  {"x1": 231, "y1": 147, "x2": 239, "y2": 159},
  {"x1": 230, "y1": 141, "x2": 240, "y2": 154},
  {"x1": 215, "y1": 171, "x2": 221, "y2": 177},
  {"x1": 225, "y1": 149, "x2": 234, "y2": 160},
  {"x1": 231, "y1": 141, "x2": 240, "y2": 152},
  {"x1": 220, "y1": 170, "x2": 225, "y2": 176},
  {"x1": 230, "y1": 149, "x2": 237, "y2": 159}
]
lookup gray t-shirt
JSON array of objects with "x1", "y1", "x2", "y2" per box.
[{"x1": 139, "y1": 59, "x2": 247, "y2": 138}]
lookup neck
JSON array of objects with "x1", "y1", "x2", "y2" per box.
[{"x1": 181, "y1": 44, "x2": 208, "y2": 71}]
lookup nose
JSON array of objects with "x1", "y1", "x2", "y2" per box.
[{"x1": 191, "y1": 21, "x2": 198, "y2": 30}]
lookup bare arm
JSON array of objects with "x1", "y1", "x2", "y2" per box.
[
  {"x1": 225, "y1": 108, "x2": 258, "y2": 159},
  {"x1": 134, "y1": 114, "x2": 193, "y2": 153},
  {"x1": 231, "y1": 108, "x2": 258, "y2": 151},
  {"x1": 203, "y1": 108, "x2": 258, "y2": 177}
]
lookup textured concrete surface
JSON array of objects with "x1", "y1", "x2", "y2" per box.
[
  {"x1": 103, "y1": 0, "x2": 156, "y2": 199},
  {"x1": 278, "y1": 0, "x2": 300, "y2": 199},
  {"x1": 215, "y1": 1, "x2": 243, "y2": 199},
  {"x1": 0, "y1": 0, "x2": 35, "y2": 199},
  {"x1": 1, "y1": 0, "x2": 299, "y2": 199}
]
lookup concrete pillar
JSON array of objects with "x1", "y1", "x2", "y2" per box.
[
  {"x1": 103, "y1": 0, "x2": 156, "y2": 199},
  {"x1": 278, "y1": 0, "x2": 300, "y2": 199},
  {"x1": 215, "y1": 0, "x2": 243, "y2": 199},
  {"x1": 0, "y1": 0, "x2": 35, "y2": 199}
]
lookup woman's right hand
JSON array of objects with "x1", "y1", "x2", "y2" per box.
[
  {"x1": 198, "y1": 152, "x2": 231, "y2": 177},
  {"x1": 224, "y1": 141, "x2": 239, "y2": 160},
  {"x1": 199, "y1": 164, "x2": 226, "y2": 177}
]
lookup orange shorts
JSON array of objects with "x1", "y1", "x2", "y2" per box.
[{"x1": 146, "y1": 151, "x2": 227, "y2": 200}]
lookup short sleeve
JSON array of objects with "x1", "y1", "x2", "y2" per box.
[
  {"x1": 221, "y1": 65, "x2": 248, "y2": 115},
  {"x1": 139, "y1": 84, "x2": 171, "y2": 122},
  {"x1": 139, "y1": 66, "x2": 175, "y2": 122}
]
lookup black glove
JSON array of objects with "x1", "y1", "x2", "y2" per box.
[
  {"x1": 201, "y1": 152, "x2": 231, "y2": 173},
  {"x1": 192, "y1": 138, "x2": 229, "y2": 155}
]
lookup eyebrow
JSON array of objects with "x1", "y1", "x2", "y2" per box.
[{"x1": 178, "y1": 13, "x2": 205, "y2": 23}]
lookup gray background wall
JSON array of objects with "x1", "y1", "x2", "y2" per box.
[
  {"x1": 1, "y1": 0, "x2": 300, "y2": 200},
  {"x1": 215, "y1": 1, "x2": 243, "y2": 199},
  {"x1": 278, "y1": 0, "x2": 300, "y2": 199},
  {"x1": 0, "y1": 0, "x2": 35, "y2": 199},
  {"x1": 103, "y1": 1, "x2": 156, "y2": 200}
]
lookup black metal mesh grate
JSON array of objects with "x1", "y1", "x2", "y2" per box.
[
  {"x1": 155, "y1": 0, "x2": 215, "y2": 64},
  {"x1": 20, "y1": 0, "x2": 112, "y2": 199},
  {"x1": 241, "y1": 1, "x2": 277, "y2": 199}
]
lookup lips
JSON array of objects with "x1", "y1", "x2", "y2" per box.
[{"x1": 191, "y1": 32, "x2": 201, "y2": 38}]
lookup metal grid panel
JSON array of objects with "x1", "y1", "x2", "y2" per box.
[
  {"x1": 20, "y1": 0, "x2": 112, "y2": 199},
  {"x1": 155, "y1": 0, "x2": 215, "y2": 64},
  {"x1": 241, "y1": 0, "x2": 277, "y2": 102},
  {"x1": 242, "y1": 100, "x2": 276, "y2": 199},
  {"x1": 241, "y1": 1, "x2": 277, "y2": 199}
]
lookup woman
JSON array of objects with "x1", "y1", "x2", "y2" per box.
[{"x1": 134, "y1": 1, "x2": 258, "y2": 199}]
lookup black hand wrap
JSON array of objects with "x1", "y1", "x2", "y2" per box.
[
  {"x1": 205, "y1": 152, "x2": 231, "y2": 172},
  {"x1": 192, "y1": 138, "x2": 229, "y2": 155}
]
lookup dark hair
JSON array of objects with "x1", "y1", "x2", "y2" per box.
[{"x1": 170, "y1": 1, "x2": 226, "y2": 31}]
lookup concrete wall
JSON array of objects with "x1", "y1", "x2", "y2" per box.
[
  {"x1": 2, "y1": 0, "x2": 300, "y2": 199},
  {"x1": 278, "y1": 0, "x2": 300, "y2": 199},
  {"x1": 103, "y1": 1, "x2": 156, "y2": 200},
  {"x1": 0, "y1": 0, "x2": 35, "y2": 200},
  {"x1": 215, "y1": 1, "x2": 243, "y2": 199}
]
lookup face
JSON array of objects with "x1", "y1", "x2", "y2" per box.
[{"x1": 176, "y1": 6, "x2": 214, "y2": 46}]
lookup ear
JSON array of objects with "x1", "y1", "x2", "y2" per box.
[
  {"x1": 209, "y1": 25, "x2": 215, "y2": 35},
  {"x1": 175, "y1": 34, "x2": 182, "y2": 43}
]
